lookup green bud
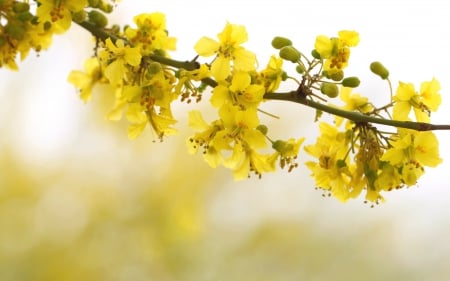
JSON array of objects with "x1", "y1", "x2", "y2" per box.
[
  {"x1": 279, "y1": 46, "x2": 300, "y2": 63},
  {"x1": 88, "y1": 0, "x2": 100, "y2": 8},
  {"x1": 0, "y1": 36, "x2": 6, "y2": 47},
  {"x1": 147, "y1": 62, "x2": 162, "y2": 75},
  {"x1": 320, "y1": 82, "x2": 339, "y2": 98},
  {"x1": 272, "y1": 140, "x2": 292, "y2": 154},
  {"x1": 43, "y1": 21, "x2": 52, "y2": 31},
  {"x1": 13, "y1": 2, "x2": 30, "y2": 13},
  {"x1": 281, "y1": 71, "x2": 288, "y2": 81},
  {"x1": 88, "y1": 10, "x2": 108, "y2": 28},
  {"x1": 370, "y1": 61, "x2": 389, "y2": 79},
  {"x1": 72, "y1": 10, "x2": 87, "y2": 23},
  {"x1": 295, "y1": 64, "x2": 305, "y2": 74},
  {"x1": 17, "y1": 11, "x2": 34, "y2": 22},
  {"x1": 99, "y1": 2, "x2": 114, "y2": 13},
  {"x1": 311, "y1": 49, "x2": 321, "y2": 59},
  {"x1": 256, "y1": 124, "x2": 268, "y2": 135},
  {"x1": 5, "y1": 23, "x2": 26, "y2": 40},
  {"x1": 336, "y1": 159, "x2": 347, "y2": 169},
  {"x1": 342, "y1": 77, "x2": 360, "y2": 88},
  {"x1": 326, "y1": 70, "x2": 344, "y2": 81},
  {"x1": 271, "y1": 36, "x2": 292, "y2": 49}
]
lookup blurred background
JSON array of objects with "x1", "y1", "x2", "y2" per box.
[{"x1": 1, "y1": 0, "x2": 450, "y2": 280}]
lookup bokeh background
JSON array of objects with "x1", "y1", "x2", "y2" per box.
[{"x1": 1, "y1": 0, "x2": 450, "y2": 280}]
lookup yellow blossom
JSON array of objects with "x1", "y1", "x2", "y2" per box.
[
  {"x1": 334, "y1": 86, "x2": 373, "y2": 126},
  {"x1": 99, "y1": 38, "x2": 142, "y2": 86},
  {"x1": 37, "y1": 0, "x2": 87, "y2": 33},
  {"x1": 304, "y1": 122, "x2": 353, "y2": 201},
  {"x1": 125, "y1": 12, "x2": 176, "y2": 55},
  {"x1": 194, "y1": 22, "x2": 256, "y2": 80},
  {"x1": 314, "y1": 30, "x2": 359, "y2": 75},
  {"x1": 393, "y1": 79, "x2": 441, "y2": 122},
  {"x1": 381, "y1": 130, "x2": 442, "y2": 186},
  {"x1": 211, "y1": 71, "x2": 265, "y2": 109},
  {"x1": 257, "y1": 55, "x2": 285, "y2": 92},
  {"x1": 67, "y1": 57, "x2": 102, "y2": 102}
]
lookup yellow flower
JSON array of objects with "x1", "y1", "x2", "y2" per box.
[
  {"x1": 187, "y1": 111, "x2": 226, "y2": 167},
  {"x1": 420, "y1": 78, "x2": 441, "y2": 112},
  {"x1": 392, "y1": 79, "x2": 441, "y2": 122},
  {"x1": 304, "y1": 122, "x2": 353, "y2": 201},
  {"x1": 258, "y1": 55, "x2": 284, "y2": 92},
  {"x1": 194, "y1": 22, "x2": 256, "y2": 80},
  {"x1": 381, "y1": 130, "x2": 442, "y2": 186},
  {"x1": 211, "y1": 71, "x2": 265, "y2": 109},
  {"x1": 125, "y1": 12, "x2": 176, "y2": 55},
  {"x1": 188, "y1": 103, "x2": 275, "y2": 179},
  {"x1": 272, "y1": 138, "x2": 305, "y2": 172},
  {"x1": 99, "y1": 38, "x2": 142, "y2": 86},
  {"x1": 37, "y1": 0, "x2": 87, "y2": 33},
  {"x1": 67, "y1": 57, "x2": 102, "y2": 102},
  {"x1": 334, "y1": 86, "x2": 373, "y2": 126},
  {"x1": 314, "y1": 30, "x2": 359, "y2": 74}
]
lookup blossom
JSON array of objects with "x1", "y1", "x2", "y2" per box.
[
  {"x1": 106, "y1": 70, "x2": 178, "y2": 140},
  {"x1": 272, "y1": 138, "x2": 305, "y2": 172},
  {"x1": 381, "y1": 130, "x2": 442, "y2": 186},
  {"x1": 37, "y1": 0, "x2": 87, "y2": 33},
  {"x1": 334, "y1": 86, "x2": 373, "y2": 126},
  {"x1": 125, "y1": 12, "x2": 176, "y2": 55},
  {"x1": 194, "y1": 22, "x2": 256, "y2": 80},
  {"x1": 257, "y1": 55, "x2": 285, "y2": 92},
  {"x1": 314, "y1": 30, "x2": 359, "y2": 74},
  {"x1": 67, "y1": 57, "x2": 102, "y2": 102},
  {"x1": 219, "y1": 104, "x2": 275, "y2": 179},
  {"x1": 211, "y1": 71, "x2": 265, "y2": 109},
  {"x1": 304, "y1": 122, "x2": 353, "y2": 201},
  {"x1": 392, "y1": 79, "x2": 441, "y2": 122},
  {"x1": 99, "y1": 38, "x2": 142, "y2": 86}
]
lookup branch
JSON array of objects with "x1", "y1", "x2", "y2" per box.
[
  {"x1": 76, "y1": 20, "x2": 450, "y2": 132},
  {"x1": 264, "y1": 91, "x2": 450, "y2": 131}
]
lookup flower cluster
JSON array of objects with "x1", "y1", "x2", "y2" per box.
[
  {"x1": 305, "y1": 85, "x2": 442, "y2": 204},
  {"x1": 0, "y1": 0, "x2": 117, "y2": 70},
  {"x1": 2, "y1": 6, "x2": 446, "y2": 203},
  {"x1": 69, "y1": 12, "x2": 180, "y2": 140},
  {"x1": 189, "y1": 23, "x2": 304, "y2": 179}
]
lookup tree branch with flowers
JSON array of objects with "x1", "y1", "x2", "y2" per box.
[{"x1": 1, "y1": 0, "x2": 448, "y2": 204}]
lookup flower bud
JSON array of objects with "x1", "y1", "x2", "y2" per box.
[
  {"x1": 296, "y1": 64, "x2": 305, "y2": 74},
  {"x1": 72, "y1": 10, "x2": 87, "y2": 23},
  {"x1": 5, "y1": 23, "x2": 26, "y2": 40},
  {"x1": 342, "y1": 77, "x2": 360, "y2": 88},
  {"x1": 320, "y1": 82, "x2": 339, "y2": 98},
  {"x1": 311, "y1": 49, "x2": 321, "y2": 59},
  {"x1": 0, "y1": 36, "x2": 6, "y2": 47},
  {"x1": 325, "y1": 70, "x2": 344, "y2": 81},
  {"x1": 13, "y1": 2, "x2": 30, "y2": 13},
  {"x1": 17, "y1": 11, "x2": 34, "y2": 22},
  {"x1": 272, "y1": 140, "x2": 292, "y2": 154},
  {"x1": 370, "y1": 61, "x2": 389, "y2": 79},
  {"x1": 88, "y1": 10, "x2": 108, "y2": 28},
  {"x1": 88, "y1": 0, "x2": 100, "y2": 8},
  {"x1": 147, "y1": 62, "x2": 162, "y2": 75},
  {"x1": 279, "y1": 46, "x2": 300, "y2": 63},
  {"x1": 271, "y1": 36, "x2": 292, "y2": 49},
  {"x1": 256, "y1": 124, "x2": 268, "y2": 135}
]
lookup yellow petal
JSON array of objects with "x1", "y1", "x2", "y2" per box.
[
  {"x1": 128, "y1": 123, "x2": 147, "y2": 140},
  {"x1": 211, "y1": 56, "x2": 231, "y2": 81},
  {"x1": 188, "y1": 110, "x2": 209, "y2": 131},
  {"x1": 194, "y1": 37, "x2": 219, "y2": 56}
]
